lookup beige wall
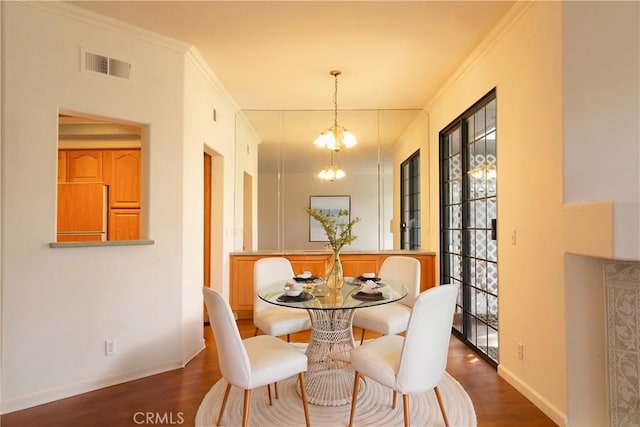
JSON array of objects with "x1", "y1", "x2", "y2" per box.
[
  {"x1": 407, "y1": 1, "x2": 639, "y2": 425},
  {"x1": 423, "y1": 2, "x2": 568, "y2": 423}
]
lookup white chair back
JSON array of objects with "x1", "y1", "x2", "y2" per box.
[
  {"x1": 396, "y1": 284, "x2": 459, "y2": 394},
  {"x1": 203, "y1": 287, "x2": 252, "y2": 389},
  {"x1": 379, "y1": 256, "x2": 421, "y2": 307},
  {"x1": 253, "y1": 257, "x2": 295, "y2": 315}
]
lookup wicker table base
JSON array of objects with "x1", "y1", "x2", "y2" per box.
[{"x1": 303, "y1": 308, "x2": 365, "y2": 406}]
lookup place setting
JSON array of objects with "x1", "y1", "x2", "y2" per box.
[
  {"x1": 277, "y1": 272, "x2": 317, "y2": 302},
  {"x1": 350, "y1": 272, "x2": 387, "y2": 301}
]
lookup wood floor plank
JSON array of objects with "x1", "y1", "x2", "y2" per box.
[{"x1": 0, "y1": 321, "x2": 556, "y2": 426}]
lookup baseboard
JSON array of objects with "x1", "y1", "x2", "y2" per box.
[
  {"x1": 1, "y1": 361, "x2": 183, "y2": 415},
  {"x1": 182, "y1": 340, "x2": 206, "y2": 367},
  {"x1": 498, "y1": 364, "x2": 567, "y2": 426}
]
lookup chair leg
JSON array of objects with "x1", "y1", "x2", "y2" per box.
[
  {"x1": 402, "y1": 394, "x2": 410, "y2": 427},
  {"x1": 392, "y1": 390, "x2": 397, "y2": 409},
  {"x1": 216, "y1": 383, "x2": 232, "y2": 426},
  {"x1": 434, "y1": 386, "x2": 450, "y2": 427},
  {"x1": 298, "y1": 372, "x2": 311, "y2": 427},
  {"x1": 274, "y1": 382, "x2": 279, "y2": 399},
  {"x1": 348, "y1": 371, "x2": 361, "y2": 427},
  {"x1": 242, "y1": 389, "x2": 251, "y2": 427},
  {"x1": 267, "y1": 384, "x2": 273, "y2": 406},
  {"x1": 287, "y1": 334, "x2": 291, "y2": 342},
  {"x1": 359, "y1": 328, "x2": 366, "y2": 345},
  {"x1": 253, "y1": 327, "x2": 259, "y2": 337}
]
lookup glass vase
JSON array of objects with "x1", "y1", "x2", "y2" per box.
[{"x1": 325, "y1": 250, "x2": 345, "y2": 289}]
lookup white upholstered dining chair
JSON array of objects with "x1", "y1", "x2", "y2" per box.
[
  {"x1": 351, "y1": 256, "x2": 421, "y2": 344},
  {"x1": 203, "y1": 287, "x2": 311, "y2": 427},
  {"x1": 253, "y1": 257, "x2": 311, "y2": 341},
  {"x1": 348, "y1": 284, "x2": 459, "y2": 427}
]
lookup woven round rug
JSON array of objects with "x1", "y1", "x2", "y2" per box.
[{"x1": 195, "y1": 371, "x2": 476, "y2": 427}]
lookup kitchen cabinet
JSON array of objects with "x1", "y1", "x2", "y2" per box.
[
  {"x1": 57, "y1": 148, "x2": 140, "y2": 241},
  {"x1": 109, "y1": 209, "x2": 140, "y2": 241},
  {"x1": 229, "y1": 251, "x2": 435, "y2": 319},
  {"x1": 103, "y1": 150, "x2": 141, "y2": 208},
  {"x1": 66, "y1": 150, "x2": 103, "y2": 182}
]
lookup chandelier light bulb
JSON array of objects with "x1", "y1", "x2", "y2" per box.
[{"x1": 318, "y1": 164, "x2": 346, "y2": 181}]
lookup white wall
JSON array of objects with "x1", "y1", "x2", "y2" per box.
[
  {"x1": 424, "y1": 2, "x2": 567, "y2": 424},
  {"x1": 0, "y1": 2, "x2": 238, "y2": 413},
  {"x1": 183, "y1": 50, "x2": 239, "y2": 348}
]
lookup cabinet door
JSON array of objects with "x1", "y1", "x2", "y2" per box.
[
  {"x1": 339, "y1": 254, "x2": 380, "y2": 277},
  {"x1": 67, "y1": 150, "x2": 103, "y2": 182},
  {"x1": 109, "y1": 209, "x2": 140, "y2": 241},
  {"x1": 287, "y1": 254, "x2": 330, "y2": 277},
  {"x1": 104, "y1": 149, "x2": 141, "y2": 208},
  {"x1": 230, "y1": 256, "x2": 260, "y2": 319}
]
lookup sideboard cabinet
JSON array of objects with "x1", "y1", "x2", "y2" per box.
[{"x1": 229, "y1": 251, "x2": 435, "y2": 319}]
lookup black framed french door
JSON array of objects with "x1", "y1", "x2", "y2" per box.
[{"x1": 440, "y1": 90, "x2": 498, "y2": 365}]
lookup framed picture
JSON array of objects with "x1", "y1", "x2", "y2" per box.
[{"x1": 309, "y1": 195, "x2": 351, "y2": 242}]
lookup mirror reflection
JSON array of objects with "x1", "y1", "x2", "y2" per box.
[{"x1": 236, "y1": 109, "x2": 426, "y2": 251}]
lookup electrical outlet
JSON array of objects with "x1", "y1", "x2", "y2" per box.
[
  {"x1": 105, "y1": 340, "x2": 117, "y2": 356},
  {"x1": 517, "y1": 342, "x2": 524, "y2": 361}
]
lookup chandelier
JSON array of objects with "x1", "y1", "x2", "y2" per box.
[
  {"x1": 313, "y1": 70, "x2": 357, "y2": 151},
  {"x1": 318, "y1": 151, "x2": 346, "y2": 181}
]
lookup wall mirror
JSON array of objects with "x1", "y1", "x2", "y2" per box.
[{"x1": 235, "y1": 109, "x2": 427, "y2": 252}]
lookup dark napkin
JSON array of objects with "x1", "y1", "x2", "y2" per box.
[{"x1": 277, "y1": 293, "x2": 314, "y2": 302}]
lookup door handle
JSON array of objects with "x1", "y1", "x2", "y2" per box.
[{"x1": 491, "y1": 219, "x2": 497, "y2": 240}]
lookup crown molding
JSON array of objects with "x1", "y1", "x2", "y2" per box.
[
  {"x1": 27, "y1": 1, "x2": 240, "y2": 114},
  {"x1": 424, "y1": 0, "x2": 535, "y2": 111},
  {"x1": 27, "y1": 1, "x2": 192, "y2": 54},
  {"x1": 186, "y1": 48, "x2": 241, "y2": 114}
]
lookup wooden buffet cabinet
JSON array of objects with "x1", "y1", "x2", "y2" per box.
[{"x1": 229, "y1": 251, "x2": 436, "y2": 319}]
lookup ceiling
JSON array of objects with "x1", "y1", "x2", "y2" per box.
[
  {"x1": 67, "y1": 1, "x2": 514, "y2": 174},
  {"x1": 69, "y1": 1, "x2": 514, "y2": 111}
]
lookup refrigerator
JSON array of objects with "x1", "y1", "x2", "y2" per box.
[{"x1": 57, "y1": 182, "x2": 108, "y2": 242}]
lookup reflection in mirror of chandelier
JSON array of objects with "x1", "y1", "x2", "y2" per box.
[{"x1": 318, "y1": 151, "x2": 345, "y2": 181}]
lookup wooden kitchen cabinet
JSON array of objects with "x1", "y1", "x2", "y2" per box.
[
  {"x1": 109, "y1": 208, "x2": 140, "y2": 241},
  {"x1": 229, "y1": 252, "x2": 435, "y2": 319},
  {"x1": 57, "y1": 148, "x2": 141, "y2": 241},
  {"x1": 66, "y1": 150, "x2": 103, "y2": 182},
  {"x1": 103, "y1": 150, "x2": 141, "y2": 208}
]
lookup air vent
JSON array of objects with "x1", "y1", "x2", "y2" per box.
[{"x1": 81, "y1": 49, "x2": 132, "y2": 80}]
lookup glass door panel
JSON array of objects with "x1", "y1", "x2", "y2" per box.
[{"x1": 440, "y1": 91, "x2": 498, "y2": 365}]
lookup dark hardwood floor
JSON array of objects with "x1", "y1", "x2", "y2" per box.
[{"x1": 1, "y1": 320, "x2": 556, "y2": 426}]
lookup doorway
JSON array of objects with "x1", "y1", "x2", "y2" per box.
[{"x1": 203, "y1": 150, "x2": 224, "y2": 325}]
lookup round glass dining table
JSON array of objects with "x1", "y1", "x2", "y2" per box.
[{"x1": 258, "y1": 278, "x2": 408, "y2": 406}]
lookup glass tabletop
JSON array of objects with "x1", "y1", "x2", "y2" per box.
[{"x1": 258, "y1": 278, "x2": 408, "y2": 310}]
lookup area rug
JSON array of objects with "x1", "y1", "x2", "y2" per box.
[{"x1": 195, "y1": 371, "x2": 476, "y2": 427}]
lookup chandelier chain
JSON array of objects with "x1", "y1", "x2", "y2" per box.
[{"x1": 333, "y1": 72, "x2": 339, "y2": 128}]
